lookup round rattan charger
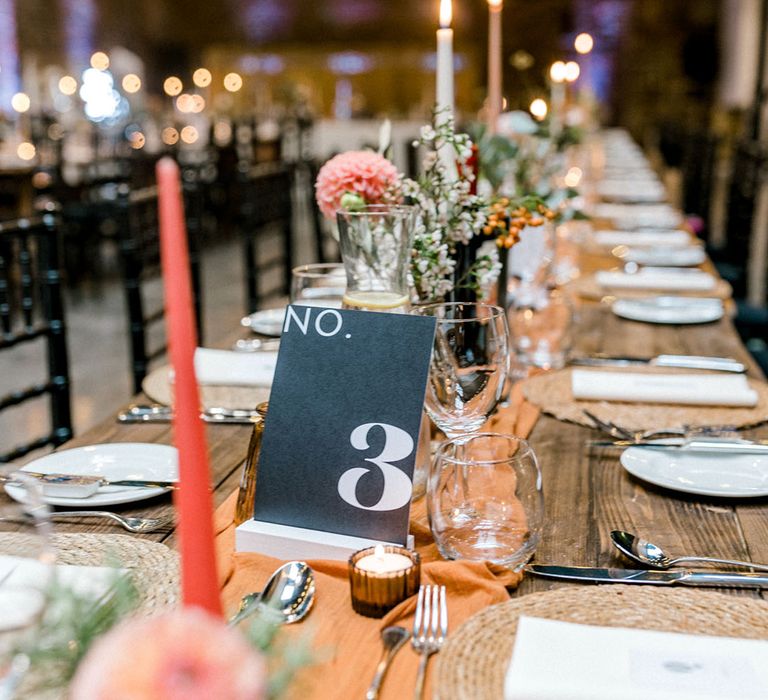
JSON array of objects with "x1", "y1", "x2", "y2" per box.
[
  {"x1": 142, "y1": 364, "x2": 270, "y2": 411},
  {"x1": 522, "y1": 367, "x2": 768, "y2": 432},
  {"x1": 435, "y1": 585, "x2": 768, "y2": 700},
  {"x1": 0, "y1": 532, "x2": 179, "y2": 614}
]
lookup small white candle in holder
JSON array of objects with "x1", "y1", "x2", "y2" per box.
[
  {"x1": 355, "y1": 544, "x2": 414, "y2": 573},
  {"x1": 349, "y1": 544, "x2": 421, "y2": 617}
]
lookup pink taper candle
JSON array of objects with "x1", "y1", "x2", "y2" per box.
[
  {"x1": 156, "y1": 157, "x2": 222, "y2": 616},
  {"x1": 487, "y1": 0, "x2": 503, "y2": 134}
]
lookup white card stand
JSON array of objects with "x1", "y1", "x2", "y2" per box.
[{"x1": 235, "y1": 519, "x2": 415, "y2": 561}]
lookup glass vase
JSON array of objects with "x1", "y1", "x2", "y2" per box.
[{"x1": 336, "y1": 204, "x2": 416, "y2": 313}]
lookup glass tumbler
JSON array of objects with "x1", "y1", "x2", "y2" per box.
[
  {"x1": 508, "y1": 287, "x2": 574, "y2": 372},
  {"x1": 290, "y1": 263, "x2": 347, "y2": 309},
  {"x1": 428, "y1": 433, "x2": 543, "y2": 570},
  {"x1": 336, "y1": 205, "x2": 416, "y2": 313}
]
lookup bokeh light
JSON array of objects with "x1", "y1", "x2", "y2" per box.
[
  {"x1": 193, "y1": 68, "x2": 212, "y2": 88},
  {"x1": 162, "y1": 127, "x2": 179, "y2": 145},
  {"x1": 17, "y1": 142, "x2": 35, "y2": 160},
  {"x1": 529, "y1": 98, "x2": 548, "y2": 120},
  {"x1": 58, "y1": 76, "x2": 78, "y2": 95},
  {"x1": 11, "y1": 92, "x2": 30, "y2": 113},
  {"x1": 90, "y1": 51, "x2": 110, "y2": 70},
  {"x1": 163, "y1": 76, "x2": 183, "y2": 96},
  {"x1": 223, "y1": 72, "x2": 243, "y2": 92},
  {"x1": 130, "y1": 132, "x2": 145, "y2": 150},
  {"x1": 122, "y1": 74, "x2": 142, "y2": 93},
  {"x1": 180, "y1": 125, "x2": 199, "y2": 144},
  {"x1": 564, "y1": 61, "x2": 580, "y2": 82},
  {"x1": 574, "y1": 33, "x2": 594, "y2": 55},
  {"x1": 549, "y1": 61, "x2": 567, "y2": 83}
]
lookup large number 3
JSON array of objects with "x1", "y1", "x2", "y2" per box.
[{"x1": 337, "y1": 423, "x2": 414, "y2": 511}]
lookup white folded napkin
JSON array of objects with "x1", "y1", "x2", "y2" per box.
[
  {"x1": 593, "y1": 230, "x2": 692, "y2": 248},
  {"x1": 193, "y1": 347, "x2": 277, "y2": 387},
  {"x1": 504, "y1": 616, "x2": 768, "y2": 700},
  {"x1": 0, "y1": 555, "x2": 121, "y2": 632},
  {"x1": 571, "y1": 370, "x2": 758, "y2": 407},
  {"x1": 595, "y1": 270, "x2": 716, "y2": 291}
]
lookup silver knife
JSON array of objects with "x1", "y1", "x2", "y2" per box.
[
  {"x1": 526, "y1": 565, "x2": 768, "y2": 588},
  {"x1": 117, "y1": 404, "x2": 260, "y2": 425},
  {"x1": 588, "y1": 438, "x2": 768, "y2": 454},
  {"x1": 570, "y1": 354, "x2": 745, "y2": 373}
]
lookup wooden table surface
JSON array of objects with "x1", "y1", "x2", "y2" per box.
[{"x1": 19, "y1": 242, "x2": 768, "y2": 602}]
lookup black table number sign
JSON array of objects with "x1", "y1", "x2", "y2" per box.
[{"x1": 249, "y1": 304, "x2": 436, "y2": 547}]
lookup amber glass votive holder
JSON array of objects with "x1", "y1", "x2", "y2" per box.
[{"x1": 348, "y1": 545, "x2": 421, "y2": 618}]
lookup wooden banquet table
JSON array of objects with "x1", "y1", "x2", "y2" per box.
[
  {"x1": 12, "y1": 225, "x2": 768, "y2": 698},
  {"x1": 41, "y1": 278, "x2": 768, "y2": 601}
]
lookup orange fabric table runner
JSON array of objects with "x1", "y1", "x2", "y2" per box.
[{"x1": 215, "y1": 385, "x2": 540, "y2": 699}]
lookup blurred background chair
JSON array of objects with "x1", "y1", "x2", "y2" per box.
[{"x1": 0, "y1": 213, "x2": 72, "y2": 461}]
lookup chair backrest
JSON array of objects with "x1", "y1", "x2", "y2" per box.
[
  {"x1": 117, "y1": 183, "x2": 204, "y2": 394},
  {"x1": 0, "y1": 213, "x2": 72, "y2": 461},
  {"x1": 238, "y1": 162, "x2": 294, "y2": 313},
  {"x1": 725, "y1": 140, "x2": 768, "y2": 267}
]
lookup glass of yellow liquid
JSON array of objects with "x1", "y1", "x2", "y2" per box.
[{"x1": 336, "y1": 205, "x2": 416, "y2": 313}]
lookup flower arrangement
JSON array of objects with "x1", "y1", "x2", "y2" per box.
[
  {"x1": 314, "y1": 150, "x2": 400, "y2": 219},
  {"x1": 485, "y1": 196, "x2": 555, "y2": 249},
  {"x1": 69, "y1": 608, "x2": 268, "y2": 700},
  {"x1": 314, "y1": 113, "x2": 556, "y2": 303},
  {"x1": 11, "y1": 575, "x2": 311, "y2": 699},
  {"x1": 400, "y1": 115, "x2": 499, "y2": 301}
]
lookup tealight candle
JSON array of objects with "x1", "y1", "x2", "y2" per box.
[{"x1": 349, "y1": 544, "x2": 420, "y2": 618}]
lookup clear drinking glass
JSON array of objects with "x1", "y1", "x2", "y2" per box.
[
  {"x1": 336, "y1": 204, "x2": 416, "y2": 313},
  {"x1": 508, "y1": 287, "x2": 574, "y2": 372},
  {"x1": 290, "y1": 263, "x2": 347, "y2": 309},
  {"x1": 412, "y1": 303, "x2": 509, "y2": 438},
  {"x1": 0, "y1": 471, "x2": 55, "y2": 691},
  {"x1": 428, "y1": 433, "x2": 543, "y2": 570},
  {"x1": 505, "y1": 222, "x2": 556, "y2": 302}
]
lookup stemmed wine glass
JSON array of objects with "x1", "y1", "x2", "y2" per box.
[
  {"x1": 412, "y1": 302, "x2": 510, "y2": 438},
  {"x1": 0, "y1": 470, "x2": 55, "y2": 698}
]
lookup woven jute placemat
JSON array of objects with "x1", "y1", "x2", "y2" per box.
[
  {"x1": 435, "y1": 585, "x2": 768, "y2": 700},
  {"x1": 0, "y1": 532, "x2": 179, "y2": 614},
  {"x1": 142, "y1": 364, "x2": 271, "y2": 410},
  {"x1": 522, "y1": 367, "x2": 768, "y2": 431},
  {"x1": 567, "y1": 274, "x2": 732, "y2": 301}
]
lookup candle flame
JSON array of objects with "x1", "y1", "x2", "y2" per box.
[
  {"x1": 374, "y1": 544, "x2": 386, "y2": 558},
  {"x1": 440, "y1": 0, "x2": 452, "y2": 28},
  {"x1": 487, "y1": 0, "x2": 503, "y2": 8}
]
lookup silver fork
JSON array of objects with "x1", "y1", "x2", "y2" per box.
[
  {"x1": 411, "y1": 584, "x2": 448, "y2": 700},
  {"x1": 51, "y1": 511, "x2": 173, "y2": 533},
  {"x1": 582, "y1": 410, "x2": 737, "y2": 442}
]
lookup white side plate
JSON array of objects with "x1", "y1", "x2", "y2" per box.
[
  {"x1": 621, "y1": 445, "x2": 768, "y2": 497},
  {"x1": 241, "y1": 308, "x2": 286, "y2": 337},
  {"x1": 5, "y1": 443, "x2": 178, "y2": 507},
  {"x1": 612, "y1": 297, "x2": 724, "y2": 325}
]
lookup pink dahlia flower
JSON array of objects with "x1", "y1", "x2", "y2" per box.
[
  {"x1": 315, "y1": 150, "x2": 400, "y2": 219},
  {"x1": 69, "y1": 608, "x2": 267, "y2": 700}
]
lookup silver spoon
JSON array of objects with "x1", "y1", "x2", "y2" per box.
[
  {"x1": 229, "y1": 561, "x2": 315, "y2": 626},
  {"x1": 365, "y1": 626, "x2": 410, "y2": 700},
  {"x1": 611, "y1": 530, "x2": 768, "y2": 572}
]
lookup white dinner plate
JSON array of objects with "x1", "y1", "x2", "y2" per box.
[
  {"x1": 611, "y1": 297, "x2": 724, "y2": 325},
  {"x1": 5, "y1": 443, "x2": 178, "y2": 507},
  {"x1": 620, "y1": 246, "x2": 706, "y2": 267},
  {"x1": 241, "y1": 307, "x2": 285, "y2": 337},
  {"x1": 621, "y1": 445, "x2": 768, "y2": 498}
]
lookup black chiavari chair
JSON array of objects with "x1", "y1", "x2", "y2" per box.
[
  {"x1": 117, "y1": 184, "x2": 203, "y2": 394},
  {"x1": 237, "y1": 163, "x2": 294, "y2": 313},
  {"x1": 0, "y1": 213, "x2": 72, "y2": 461}
]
